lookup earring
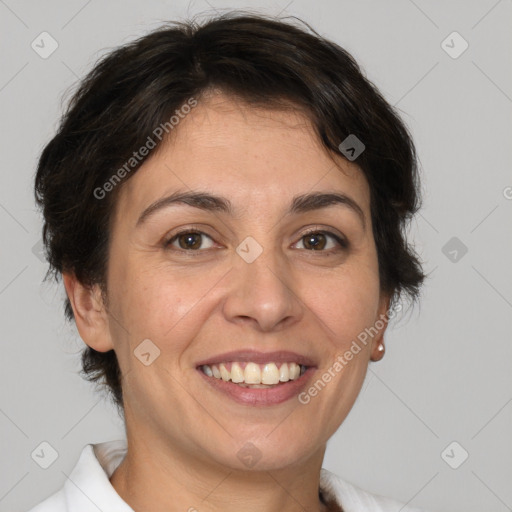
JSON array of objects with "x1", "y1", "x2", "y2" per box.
[{"x1": 371, "y1": 342, "x2": 385, "y2": 361}]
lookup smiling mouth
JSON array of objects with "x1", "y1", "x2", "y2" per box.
[{"x1": 199, "y1": 361, "x2": 308, "y2": 388}]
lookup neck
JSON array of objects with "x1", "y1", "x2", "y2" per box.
[{"x1": 110, "y1": 425, "x2": 330, "y2": 512}]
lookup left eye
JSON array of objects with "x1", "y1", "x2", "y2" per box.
[
  {"x1": 165, "y1": 231, "x2": 215, "y2": 250},
  {"x1": 294, "y1": 231, "x2": 344, "y2": 251}
]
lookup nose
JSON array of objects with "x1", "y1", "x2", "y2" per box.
[{"x1": 222, "y1": 244, "x2": 304, "y2": 332}]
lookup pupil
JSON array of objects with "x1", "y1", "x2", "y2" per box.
[
  {"x1": 306, "y1": 233, "x2": 325, "y2": 250},
  {"x1": 180, "y1": 233, "x2": 201, "y2": 249}
]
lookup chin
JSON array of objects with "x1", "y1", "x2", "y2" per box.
[{"x1": 207, "y1": 431, "x2": 318, "y2": 472}]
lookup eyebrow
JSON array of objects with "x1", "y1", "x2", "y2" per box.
[{"x1": 136, "y1": 190, "x2": 366, "y2": 230}]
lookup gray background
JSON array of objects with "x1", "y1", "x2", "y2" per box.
[{"x1": 1, "y1": 0, "x2": 511, "y2": 511}]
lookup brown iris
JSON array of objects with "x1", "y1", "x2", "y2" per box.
[
  {"x1": 302, "y1": 232, "x2": 327, "y2": 250},
  {"x1": 177, "y1": 232, "x2": 203, "y2": 250}
]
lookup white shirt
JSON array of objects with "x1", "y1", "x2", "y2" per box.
[{"x1": 27, "y1": 439, "x2": 429, "y2": 512}]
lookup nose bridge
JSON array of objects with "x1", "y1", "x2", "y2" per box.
[{"x1": 222, "y1": 235, "x2": 303, "y2": 331}]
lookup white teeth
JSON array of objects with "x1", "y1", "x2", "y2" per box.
[
  {"x1": 201, "y1": 361, "x2": 307, "y2": 385},
  {"x1": 244, "y1": 362, "x2": 261, "y2": 384},
  {"x1": 219, "y1": 363, "x2": 230, "y2": 381},
  {"x1": 261, "y1": 363, "x2": 280, "y2": 384},
  {"x1": 212, "y1": 365, "x2": 221, "y2": 379},
  {"x1": 279, "y1": 363, "x2": 289, "y2": 382},
  {"x1": 289, "y1": 362, "x2": 300, "y2": 380},
  {"x1": 230, "y1": 362, "x2": 244, "y2": 383}
]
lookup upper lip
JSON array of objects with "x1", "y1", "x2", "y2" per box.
[{"x1": 195, "y1": 350, "x2": 317, "y2": 368}]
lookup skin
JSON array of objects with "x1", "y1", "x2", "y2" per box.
[{"x1": 63, "y1": 91, "x2": 390, "y2": 512}]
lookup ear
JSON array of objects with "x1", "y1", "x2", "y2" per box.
[
  {"x1": 62, "y1": 272, "x2": 114, "y2": 352},
  {"x1": 370, "y1": 293, "x2": 391, "y2": 362}
]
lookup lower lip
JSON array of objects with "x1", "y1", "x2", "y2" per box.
[{"x1": 197, "y1": 367, "x2": 315, "y2": 406}]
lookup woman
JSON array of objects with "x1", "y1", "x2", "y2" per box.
[{"x1": 29, "y1": 11, "x2": 428, "y2": 512}]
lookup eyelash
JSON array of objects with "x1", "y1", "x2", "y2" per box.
[{"x1": 163, "y1": 226, "x2": 348, "y2": 255}]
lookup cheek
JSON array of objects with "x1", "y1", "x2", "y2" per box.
[
  {"x1": 305, "y1": 265, "x2": 381, "y2": 349},
  {"x1": 109, "y1": 257, "x2": 223, "y2": 350},
  {"x1": 299, "y1": 271, "x2": 381, "y2": 436}
]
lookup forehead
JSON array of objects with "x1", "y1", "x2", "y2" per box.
[{"x1": 115, "y1": 93, "x2": 370, "y2": 221}]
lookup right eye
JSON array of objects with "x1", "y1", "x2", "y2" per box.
[{"x1": 164, "y1": 230, "x2": 216, "y2": 251}]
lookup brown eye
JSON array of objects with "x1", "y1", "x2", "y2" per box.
[
  {"x1": 303, "y1": 233, "x2": 328, "y2": 250},
  {"x1": 294, "y1": 230, "x2": 347, "y2": 252},
  {"x1": 165, "y1": 231, "x2": 214, "y2": 251}
]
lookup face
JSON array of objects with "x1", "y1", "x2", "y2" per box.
[{"x1": 73, "y1": 92, "x2": 389, "y2": 472}]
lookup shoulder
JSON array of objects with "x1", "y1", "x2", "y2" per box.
[
  {"x1": 24, "y1": 440, "x2": 131, "y2": 512},
  {"x1": 320, "y1": 468, "x2": 431, "y2": 512}
]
